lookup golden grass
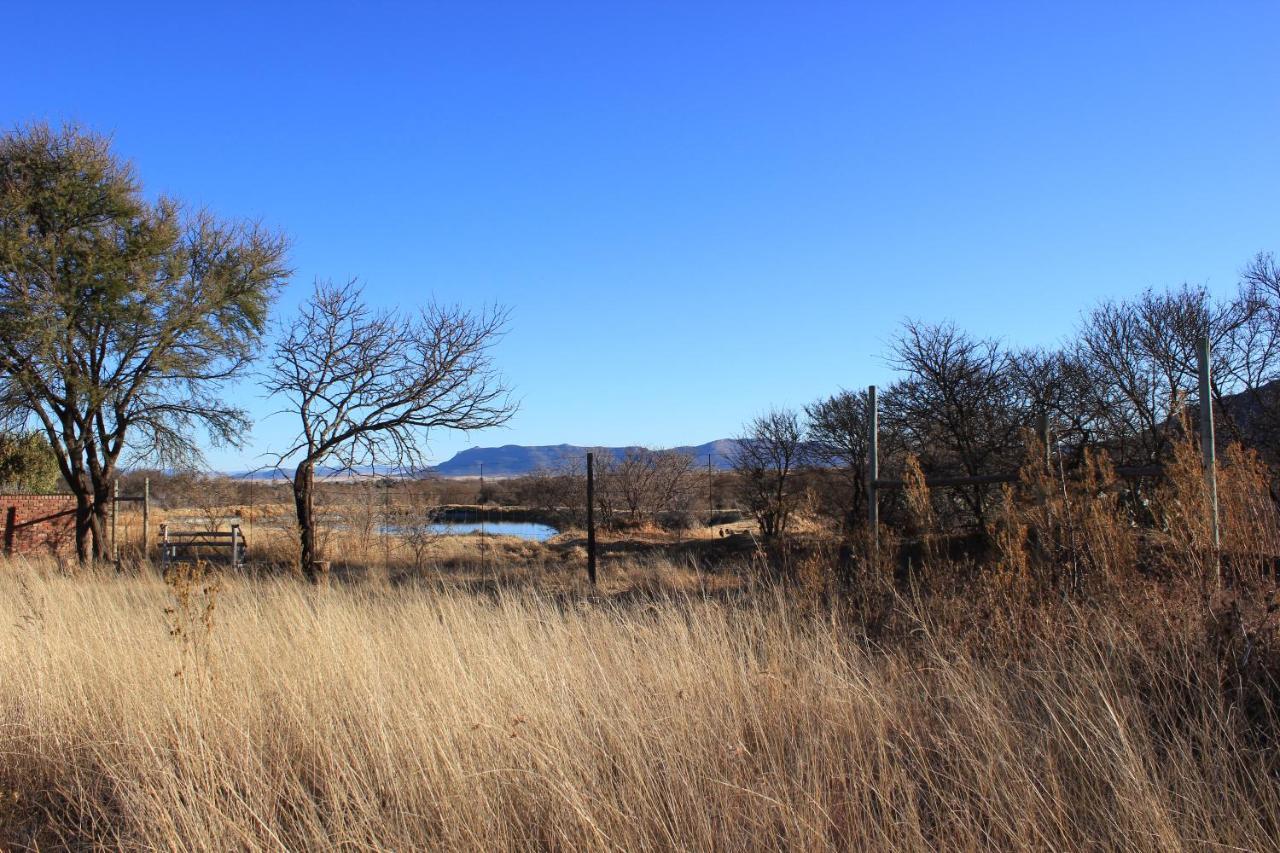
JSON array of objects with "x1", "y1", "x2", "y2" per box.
[
  {"x1": 1, "y1": 559, "x2": 1277, "y2": 850},
  {"x1": 10, "y1": 445, "x2": 1280, "y2": 849}
]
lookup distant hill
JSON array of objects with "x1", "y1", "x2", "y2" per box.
[
  {"x1": 430, "y1": 440, "x2": 742, "y2": 478},
  {"x1": 226, "y1": 440, "x2": 742, "y2": 480}
]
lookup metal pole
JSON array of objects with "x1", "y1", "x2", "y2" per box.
[
  {"x1": 142, "y1": 477, "x2": 150, "y2": 558},
  {"x1": 867, "y1": 385, "x2": 879, "y2": 559},
  {"x1": 586, "y1": 452, "x2": 597, "y2": 585},
  {"x1": 112, "y1": 479, "x2": 119, "y2": 562},
  {"x1": 1197, "y1": 336, "x2": 1221, "y2": 585},
  {"x1": 382, "y1": 479, "x2": 389, "y2": 570},
  {"x1": 708, "y1": 453, "x2": 713, "y2": 518}
]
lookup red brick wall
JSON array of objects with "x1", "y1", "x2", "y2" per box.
[{"x1": 2, "y1": 494, "x2": 77, "y2": 557}]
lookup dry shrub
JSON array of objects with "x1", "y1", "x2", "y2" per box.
[
  {"x1": 900, "y1": 453, "x2": 936, "y2": 568},
  {"x1": 1153, "y1": 428, "x2": 1217, "y2": 591},
  {"x1": 1218, "y1": 443, "x2": 1280, "y2": 585},
  {"x1": 989, "y1": 482, "x2": 1032, "y2": 601},
  {"x1": 1071, "y1": 449, "x2": 1138, "y2": 588},
  {"x1": 987, "y1": 434, "x2": 1135, "y2": 603}
]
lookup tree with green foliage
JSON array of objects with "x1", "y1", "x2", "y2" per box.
[
  {"x1": 0, "y1": 431, "x2": 61, "y2": 492},
  {"x1": 0, "y1": 124, "x2": 289, "y2": 563}
]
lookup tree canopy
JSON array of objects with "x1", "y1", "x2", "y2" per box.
[{"x1": 0, "y1": 124, "x2": 289, "y2": 561}]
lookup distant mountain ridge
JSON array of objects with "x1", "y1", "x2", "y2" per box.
[
  {"x1": 431, "y1": 440, "x2": 742, "y2": 477},
  {"x1": 228, "y1": 440, "x2": 742, "y2": 480}
]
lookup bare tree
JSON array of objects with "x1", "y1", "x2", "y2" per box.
[
  {"x1": 1070, "y1": 284, "x2": 1254, "y2": 465},
  {"x1": 0, "y1": 124, "x2": 288, "y2": 563},
  {"x1": 804, "y1": 389, "x2": 873, "y2": 531},
  {"x1": 1213, "y1": 254, "x2": 1280, "y2": 463},
  {"x1": 263, "y1": 279, "x2": 515, "y2": 580},
  {"x1": 189, "y1": 475, "x2": 237, "y2": 532},
  {"x1": 396, "y1": 479, "x2": 444, "y2": 572},
  {"x1": 513, "y1": 453, "x2": 587, "y2": 526},
  {"x1": 594, "y1": 447, "x2": 695, "y2": 525},
  {"x1": 732, "y1": 408, "x2": 805, "y2": 538},
  {"x1": 884, "y1": 321, "x2": 1024, "y2": 526}
]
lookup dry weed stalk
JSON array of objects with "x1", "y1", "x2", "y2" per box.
[
  {"x1": 901, "y1": 453, "x2": 937, "y2": 569},
  {"x1": 162, "y1": 560, "x2": 221, "y2": 681},
  {"x1": 987, "y1": 432, "x2": 1135, "y2": 603}
]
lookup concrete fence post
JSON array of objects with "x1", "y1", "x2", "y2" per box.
[
  {"x1": 1197, "y1": 336, "x2": 1221, "y2": 587},
  {"x1": 867, "y1": 385, "x2": 879, "y2": 562},
  {"x1": 586, "y1": 452, "x2": 597, "y2": 585}
]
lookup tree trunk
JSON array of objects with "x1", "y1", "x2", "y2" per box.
[
  {"x1": 293, "y1": 462, "x2": 319, "y2": 580},
  {"x1": 91, "y1": 482, "x2": 113, "y2": 563},
  {"x1": 73, "y1": 491, "x2": 93, "y2": 567}
]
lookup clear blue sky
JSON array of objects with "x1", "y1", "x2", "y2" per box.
[{"x1": 6, "y1": 2, "x2": 1279, "y2": 471}]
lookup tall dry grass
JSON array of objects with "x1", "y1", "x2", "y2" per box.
[{"x1": 1, "y1": 560, "x2": 1278, "y2": 850}]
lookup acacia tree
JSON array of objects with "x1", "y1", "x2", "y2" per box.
[
  {"x1": 0, "y1": 431, "x2": 60, "y2": 492},
  {"x1": 0, "y1": 124, "x2": 288, "y2": 562},
  {"x1": 264, "y1": 279, "x2": 516, "y2": 580}
]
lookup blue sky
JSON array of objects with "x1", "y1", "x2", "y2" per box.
[{"x1": 6, "y1": 2, "x2": 1279, "y2": 471}]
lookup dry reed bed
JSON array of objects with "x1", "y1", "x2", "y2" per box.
[{"x1": 0, "y1": 563, "x2": 1276, "y2": 850}]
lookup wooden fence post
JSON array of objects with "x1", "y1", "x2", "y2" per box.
[
  {"x1": 586, "y1": 452, "x2": 597, "y2": 585},
  {"x1": 1197, "y1": 336, "x2": 1221, "y2": 587},
  {"x1": 867, "y1": 385, "x2": 879, "y2": 561}
]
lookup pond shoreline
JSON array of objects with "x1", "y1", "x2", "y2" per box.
[{"x1": 432, "y1": 505, "x2": 566, "y2": 527}]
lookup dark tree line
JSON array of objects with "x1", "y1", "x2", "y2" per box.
[{"x1": 736, "y1": 254, "x2": 1280, "y2": 537}]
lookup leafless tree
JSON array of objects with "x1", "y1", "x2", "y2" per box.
[
  {"x1": 884, "y1": 321, "x2": 1025, "y2": 526},
  {"x1": 263, "y1": 279, "x2": 516, "y2": 580},
  {"x1": 513, "y1": 455, "x2": 587, "y2": 526},
  {"x1": 1214, "y1": 254, "x2": 1280, "y2": 463},
  {"x1": 395, "y1": 479, "x2": 443, "y2": 571},
  {"x1": 594, "y1": 447, "x2": 696, "y2": 525},
  {"x1": 804, "y1": 389, "x2": 873, "y2": 531},
  {"x1": 1070, "y1": 284, "x2": 1253, "y2": 465},
  {"x1": 732, "y1": 408, "x2": 805, "y2": 538},
  {"x1": 189, "y1": 475, "x2": 237, "y2": 532}
]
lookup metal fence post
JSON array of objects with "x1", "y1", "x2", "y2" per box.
[
  {"x1": 586, "y1": 452, "x2": 597, "y2": 585},
  {"x1": 1038, "y1": 410, "x2": 1052, "y2": 470},
  {"x1": 867, "y1": 385, "x2": 879, "y2": 560},
  {"x1": 1197, "y1": 336, "x2": 1221, "y2": 586}
]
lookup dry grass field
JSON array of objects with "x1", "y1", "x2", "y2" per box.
[
  {"x1": 4, "y1": 439, "x2": 1280, "y2": 849},
  {"x1": 1, "y1": 558, "x2": 1279, "y2": 850}
]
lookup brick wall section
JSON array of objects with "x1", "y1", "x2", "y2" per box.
[{"x1": 1, "y1": 494, "x2": 77, "y2": 557}]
